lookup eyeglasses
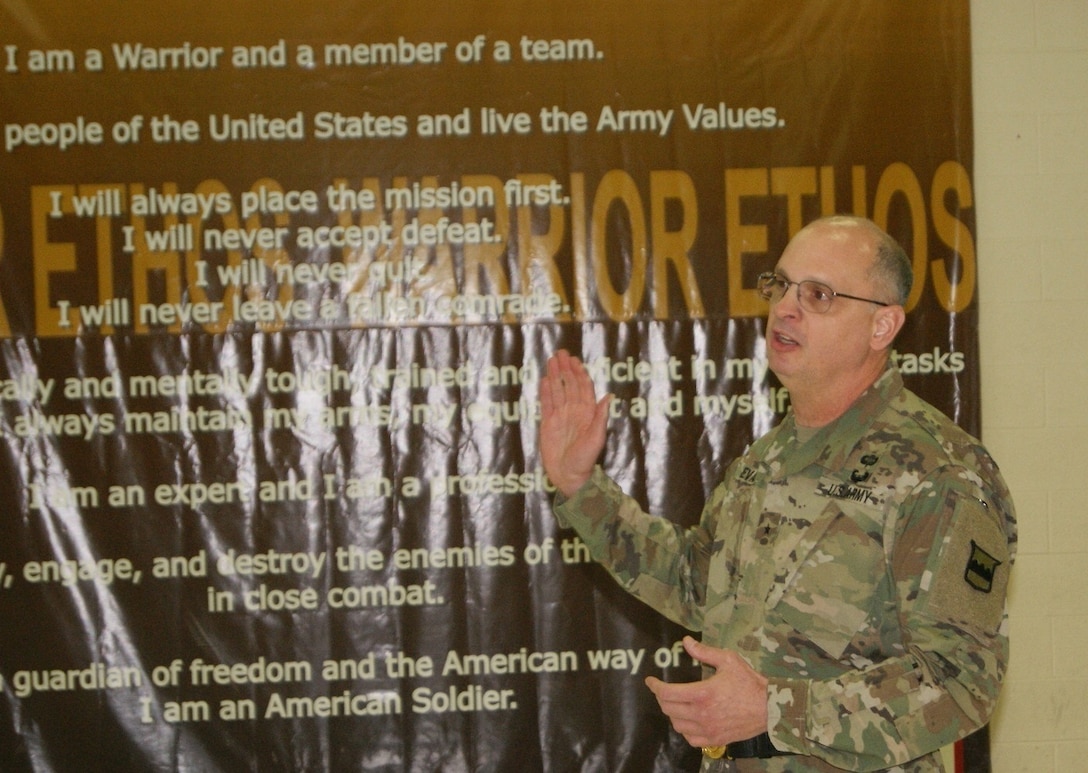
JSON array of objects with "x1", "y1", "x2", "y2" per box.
[{"x1": 756, "y1": 272, "x2": 890, "y2": 314}]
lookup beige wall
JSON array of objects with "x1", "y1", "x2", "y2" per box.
[{"x1": 971, "y1": 0, "x2": 1088, "y2": 769}]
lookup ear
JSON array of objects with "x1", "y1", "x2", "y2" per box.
[{"x1": 870, "y1": 305, "x2": 906, "y2": 351}]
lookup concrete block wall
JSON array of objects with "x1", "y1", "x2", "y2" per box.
[{"x1": 971, "y1": 1, "x2": 1088, "y2": 769}]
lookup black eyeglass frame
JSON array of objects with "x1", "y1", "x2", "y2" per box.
[{"x1": 756, "y1": 271, "x2": 891, "y2": 313}]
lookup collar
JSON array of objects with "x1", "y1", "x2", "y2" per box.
[{"x1": 770, "y1": 366, "x2": 903, "y2": 478}]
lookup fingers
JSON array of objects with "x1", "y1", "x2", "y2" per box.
[
  {"x1": 645, "y1": 671, "x2": 719, "y2": 732},
  {"x1": 644, "y1": 675, "x2": 719, "y2": 745},
  {"x1": 541, "y1": 350, "x2": 571, "y2": 415},
  {"x1": 541, "y1": 356, "x2": 559, "y2": 414},
  {"x1": 542, "y1": 349, "x2": 593, "y2": 410},
  {"x1": 644, "y1": 671, "x2": 712, "y2": 707},
  {"x1": 550, "y1": 349, "x2": 583, "y2": 390},
  {"x1": 683, "y1": 635, "x2": 730, "y2": 670}
]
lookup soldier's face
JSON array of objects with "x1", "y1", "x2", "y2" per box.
[{"x1": 765, "y1": 223, "x2": 885, "y2": 395}]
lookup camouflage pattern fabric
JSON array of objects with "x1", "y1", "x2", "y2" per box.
[{"x1": 554, "y1": 367, "x2": 1017, "y2": 772}]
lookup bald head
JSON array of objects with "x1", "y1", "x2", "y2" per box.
[{"x1": 799, "y1": 216, "x2": 913, "y2": 307}]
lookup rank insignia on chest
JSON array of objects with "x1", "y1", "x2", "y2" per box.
[
  {"x1": 965, "y1": 540, "x2": 1001, "y2": 593},
  {"x1": 850, "y1": 453, "x2": 880, "y2": 483}
]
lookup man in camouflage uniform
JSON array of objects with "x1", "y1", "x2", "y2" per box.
[{"x1": 538, "y1": 216, "x2": 1016, "y2": 772}]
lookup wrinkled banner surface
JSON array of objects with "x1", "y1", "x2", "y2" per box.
[{"x1": 0, "y1": 2, "x2": 981, "y2": 771}]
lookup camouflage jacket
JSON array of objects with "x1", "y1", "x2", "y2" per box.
[{"x1": 554, "y1": 367, "x2": 1017, "y2": 772}]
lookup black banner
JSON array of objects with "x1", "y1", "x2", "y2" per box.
[{"x1": 0, "y1": 3, "x2": 978, "y2": 770}]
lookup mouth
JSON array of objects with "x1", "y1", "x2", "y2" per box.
[{"x1": 769, "y1": 326, "x2": 801, "y2": 352}]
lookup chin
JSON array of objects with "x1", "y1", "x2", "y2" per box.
[
  {"x1": 766, "y1": 352, "x2": 802, "y2": 386},
  {"x1": 766, "y1": 348, "x2": 790, "y2": 372}
]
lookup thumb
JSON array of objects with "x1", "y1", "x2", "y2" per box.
[{"x1": 683, "y1": 635, "x2": 730, "y2": 670}]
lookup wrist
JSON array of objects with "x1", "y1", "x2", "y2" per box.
[{"x1": 556, "y1": 473, "x2": 591, "y2": 499}]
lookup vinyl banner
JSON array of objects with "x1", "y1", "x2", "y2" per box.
[{"x1": 0, "y1": 2, "x2": 979, "y2": 771}]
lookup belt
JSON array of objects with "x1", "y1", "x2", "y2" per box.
[{"x1": 702, "y1": 732, "x2": 792, "y2": 759}]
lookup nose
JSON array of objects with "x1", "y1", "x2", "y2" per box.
[{"x1": 771, "y1": 281, "x2": 803, "y2": 317}]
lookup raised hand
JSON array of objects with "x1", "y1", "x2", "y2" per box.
[{"x1": 538, "y1": 350, "x2": 611, "y2": 498}]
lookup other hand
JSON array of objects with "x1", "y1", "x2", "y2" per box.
[{"x1": 644, "y1": 636, "x2": 769, "y2": 748}]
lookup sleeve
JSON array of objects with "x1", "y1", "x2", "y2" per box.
[
  {"x1": 552, "y1": 465, "x2": 722, "y2": 631},
  {"x1": 765, "y1": 472, "x2": 1016, "y2": 771}
]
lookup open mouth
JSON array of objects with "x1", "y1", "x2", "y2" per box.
[{"x1": 772, "y1": 329, "x2": 800, "y2": 348}]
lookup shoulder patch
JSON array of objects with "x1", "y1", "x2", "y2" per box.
[
  {"x1": 965, "y1": 540, "x2": 1001, "y2": 593},
  {"x1": 916, "y1": 491, "x2": 1010, "y2": 631}
]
